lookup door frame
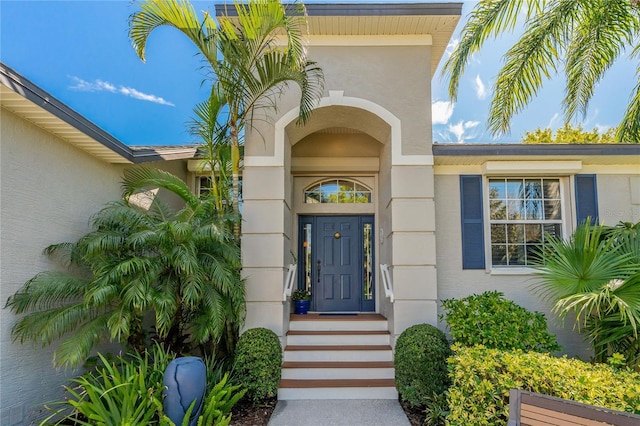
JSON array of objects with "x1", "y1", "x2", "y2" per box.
[{"x1": 297, "y1": 214, "x2": 375, "y2": 312}]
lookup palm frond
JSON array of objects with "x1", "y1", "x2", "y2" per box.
[
  {"x1": 488, "y1": 0, "x2": 579, "y2": 135},
  {"x1": 53, "y1": 314, "x2": 111, "y2": 369},
  {"x1": 122, "y1": 167, "x2": 199, "y2": 210},
  {"x1": 617, "y1": 66, "x2": 640, "y2": 142},
  {"x1": 564, "y1": 0, "x2": 637, "y2": 121},
  {"x1": 128, "y1": 0, "x2": 217, "y2": 64},
  {"x1": 442, "y1": 0, "x2": 543, "y2": 101},
  {"x1": 5, "y1": 272, "x2": 89, "y2": 313}
]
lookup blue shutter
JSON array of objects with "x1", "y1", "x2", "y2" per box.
[
  {"x1": 575, "y1": 174, "x2": 598, "y2": 225},
  {"x1": 460, "y1": 175, "x2": 485, "y2": 269}
]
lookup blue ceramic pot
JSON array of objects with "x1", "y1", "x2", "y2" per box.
[{"x1": 294, "y1": 300, "x2": 310, "y2": 314}]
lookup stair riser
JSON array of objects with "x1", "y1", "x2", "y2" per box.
[
  {"x1": 278, "y1": 387, "x2": 398, "y2": 400},
  {"x1": 289, "y1": 321, "x2": 388, "y2": 332},
  {"x1": 287, "y1": 334, "x2": 390, "y2": 346},
  {"x1": 284, "y1": 350, "x2": 392, "y2": 362},
  {"x1": 281, "y1": 367, "x2": 395, "y2": 380}
]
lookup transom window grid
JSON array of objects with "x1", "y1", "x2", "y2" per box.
[
  {"x1": 488, "y1": 178, "x2": 563, "y2": 267},
  {"x1": 305, "y1": 179, "x2": 372, "y2": 204}
]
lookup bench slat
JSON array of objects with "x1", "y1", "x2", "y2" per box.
[{"x1": 521, "y1": 403, "x2": 613, "y2": 426}]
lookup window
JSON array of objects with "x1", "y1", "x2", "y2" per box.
[
  {"x1": 304, "y1": 179, "x2": 372, "y2": 204},
  {"x1": 197, "y1": 176, "x2": 243, "y2": 212},
  {"x1": 488, "y1": 178, "x2": 563, "y2": 267}
]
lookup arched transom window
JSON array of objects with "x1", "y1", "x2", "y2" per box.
[{"x1": 304, "y1": 179, "x2": 372, "y2": 204}]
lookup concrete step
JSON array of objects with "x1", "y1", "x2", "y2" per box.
[
  {"x1": 286, "y1": 330, "x2": 390, "y2": 346},
  {"x1": 281, "y1": 364, "x2": 395, "y2": 380},
  {"x1": 278, "y1": 379, "x2": 398, "y2": 400},
  {"x1": 289, "y1": 314, "x2": 388, "y2": 332},
  {"x1": 283, "y1": 345, "x2": 393, "y2": 362}
]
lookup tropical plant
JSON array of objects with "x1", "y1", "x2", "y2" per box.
[
  {"x1": 532, "y1": 221, "x2": 640, "y2": 366},
  {"x1": 129, "y1": 0, "x2": 325, "y2": 236},
  {"x1": 443, "y1": 0, "x2": 640, "y2": 142},
  {"x1": 5, "y1": 168, "x2": 244, "y2": 368},
  {"x1": 441, "y1": 291, "x2": 560, "y2": 352},
  {"x1": 521, "y1": 123, "x2": 618, "y2": 143},
  {"x1": 189, "y1": 86, "x2": 233, "y2": 212},
  {"x1": 39, "y1": 346, "x2": 245, "y2": 426},
  {"x1": 233, "y1": 327, "x2": 282, "y2": 403}
]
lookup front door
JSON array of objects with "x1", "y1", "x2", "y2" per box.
[{"x1": 299, "y1": 215, "x2": 374, "y2": 312}]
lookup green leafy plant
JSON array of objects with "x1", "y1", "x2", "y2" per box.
[
  {"x1": 40, "y1": 351, "x2": 165, "y2": 426},
  {"x1": 5, "y1": 168, "x2": 245, "y2": 368},
  {"x1": 441, "y1": 291, "x2": 560, "y2": 352},
  {"x1": 423, "y1": 392, "x2": 449, "y2": 426},
  {"x1": 234, "y1": 327, "x2": 282, "y2": 403},
  {"x1": 394, "y1": 324, "x2": 451, "y2": 407},
  {"x1": 291, "y1": 289, "x2": 311, "y2": 301},
  {"x1": 447, "y1": 345, "x2": 640, "y2": 425},
  {"x1": 532, "y1": 221, "x2": 640, "y2": 366}
]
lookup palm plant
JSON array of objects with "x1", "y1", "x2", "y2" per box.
[
  {"x1": 129, "y1": 0, "x2": 325, "y2": 236},
  {"x1": 5, "y1": 168, "x2": 244, "y2": 369},
  {"x1": 189, "y1": 86, "x2": 233, "y2": 212},
  {"x1": 532, "y1": 221, "x2": 640, "y2": 366},
  {"x1": 443, "y1": 0, "x2": 640, "y2": 142}
]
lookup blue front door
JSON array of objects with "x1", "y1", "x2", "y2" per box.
[{"x1": 299, "y1": 215, "x2": 374, "y2": 312}]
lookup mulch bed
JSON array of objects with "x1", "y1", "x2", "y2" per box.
[
  {"x1": 401, "y1": 401, "x2": 425, "y2": 426},
  {"x1": 230, "y1": 397, "x2": 278, "y2": 426}
]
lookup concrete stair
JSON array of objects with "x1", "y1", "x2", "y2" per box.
[{"x1": 278, "y1": 314, "x2": 398, "y2": 400}]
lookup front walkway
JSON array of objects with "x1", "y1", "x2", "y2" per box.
[{"x1": 267, "y1": 399, "x2": 410, "y2": 426}]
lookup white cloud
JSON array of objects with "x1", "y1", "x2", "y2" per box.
[
  {"x1": 448, "y1": 120, "x2": 480, "y2": 143},
  {"x1": 432, "y1": 100, "x2": 454, "y2": 125},
  {"x1": 474, "y1": 75, "x2": 487, "y2": 100},
  {"x1": 69, "y1": 76, "x2": 174, "y2": 106},
  {"x1": 445, "y1": 38, "x2": 459, "y2": 57},
  {"x1": 546, "y1": 112, "x2": 560, "y2": 129}
]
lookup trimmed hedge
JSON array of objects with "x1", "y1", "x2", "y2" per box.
[
  {"x1": 441, "y1": 291, "x2": 560, "y2": 352},
  {"x1": 447, "y1": 345, "x2": 640, "y2": 425},
  {"x1": 394, "y1": 324, "x2": 452, "y2": 407},
  {"x1": 234, "y1": 328, "x2": 282, "y2": 402}
]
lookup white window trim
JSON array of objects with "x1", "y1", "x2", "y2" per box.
[{"x1": 483, "y1": 175, "x2": 572, "y2": 274}]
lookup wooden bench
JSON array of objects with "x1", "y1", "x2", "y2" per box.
[{"x1": 507, "y1": 389, "x2": 640, "y2": 426}]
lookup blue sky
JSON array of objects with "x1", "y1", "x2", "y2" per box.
[{"x1": 1, "y1": 0, "x2": 637, "y2": 145}]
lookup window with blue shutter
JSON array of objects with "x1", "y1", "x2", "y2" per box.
[
  {"x1": 460, "y1": 175, "x2": 485, "y2": 269},
  {"x1": 575, "y1": 174, "x2": 598, "y2": 225}
]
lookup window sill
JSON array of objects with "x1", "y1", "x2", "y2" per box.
[{"x1": 489, "y1": 267, "x2": 536, "y2": 276}]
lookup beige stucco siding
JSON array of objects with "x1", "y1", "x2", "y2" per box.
[
  {"x1": 0, "y1": 110, "x2": 188, "y2": 425},
  {"x1": 595, "y1": 174, "x2": 640, "y2": 225},
  {"x1": 0, "y1": 110, "x2": 127, "y2": 424}
]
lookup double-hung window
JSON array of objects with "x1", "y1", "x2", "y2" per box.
[{"x1": 488, "y1": 178, "x2": 563, "y2": 267}]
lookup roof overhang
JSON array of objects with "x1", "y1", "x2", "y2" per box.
[
  {"x1": 216, "y1": 2, "x2": 463, "y2": 75},
  {"x1": 0, "y1": 62, "x2": 196, "y2": 164},
  {"x1": 433, "y1": 143, "x2": 640, "y2": 166}
]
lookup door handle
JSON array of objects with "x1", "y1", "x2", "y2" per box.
[{"x1": 317, "y1": 260, "x2": 321, "y2": 283}]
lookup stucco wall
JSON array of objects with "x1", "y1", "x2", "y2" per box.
[
  {"x1": 0, "y1": 110, "x2": 188, "y2": 425},
  {"x1": 434, "y1": 171, "x2": 640, "y2": 359}
]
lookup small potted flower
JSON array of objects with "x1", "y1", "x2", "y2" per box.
[{"x1": 291, "y1": 288, "x2": 311, "y2": 315}]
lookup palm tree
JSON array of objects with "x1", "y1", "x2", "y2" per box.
[
  {"x1": 443, "y1": 0, "x2": 640, "y2": 142},
  {"x1": 532, "y1": 221, "x2": 640, "y2": 366},
  {"x1": 5, "y1": 168, "x2": 244, "y2": 369},
  {"x1": 129, "y1": 0, "x2": 324, "y2": 235},
  {"x1": 189, "y1": 86, "x2": 233, "y2": 212}
]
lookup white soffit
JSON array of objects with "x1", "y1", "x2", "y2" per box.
[{"x1": 483, "y1": 160, "x2": 583, "y2": 175}]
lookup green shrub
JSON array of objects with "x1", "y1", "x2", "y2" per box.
[
  {"x1": 394, "y1": 324, "x2": 452, "y2": 407},
  {"x1": 234, "y1": 327, "x2": 282, "y2": 402},
  {"x1": 441, "y1": 291, "x2": 560, "y2": 352},
  {"x1": 447, "y1": 345, "x2": 640, "y2": 426}
]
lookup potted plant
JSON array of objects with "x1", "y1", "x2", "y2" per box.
[{"x1": 291, "y1": 289, "x2": 311, "y2": 315}]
